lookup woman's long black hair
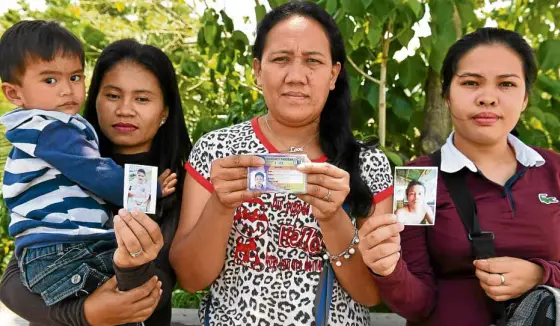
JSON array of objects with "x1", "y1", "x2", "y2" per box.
[
  {"x1": 84, "y1": 39, "x2": 192, "y2": 201},
  {"x1": 253, "y1": 1, "x2": 373, "y2": 217}
]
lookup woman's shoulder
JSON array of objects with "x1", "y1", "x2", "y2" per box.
[
  {"x1": 194, "y1": 120, "x2": 253, "y2": 145},
  {"x1": 358, "y1": 145, "x2": 389, "y2": 165}
]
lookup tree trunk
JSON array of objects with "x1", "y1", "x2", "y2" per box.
[
  {"x1": 378, "y1": 19, "x2": 391, "y2": 147},
  {"x1": 420, "y1": 67, "x2": 451, "y2": 154},
  {"x1": 420, "y1": 6, "x2": 462, "y2": 154}
]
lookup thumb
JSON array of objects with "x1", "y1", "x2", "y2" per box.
[
  {"x1": 100, "y1": 276, "x2": 118, "y2": 291},
  {"x1": 158, "y1": 169, "x2": 171, "y2": 183}
]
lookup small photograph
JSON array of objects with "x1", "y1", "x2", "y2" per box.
[
  {"x1": 250, "y1": 169, "x2": 267, "y2": 190},
  {"x1": 246, "y1": 154, "x2": 307, "y2": 193},
  {"x1": 393, "y1": 166, "x2": 438, "y2": 226},
  {"x1": 124, "y1": 164, "x2": 158, "y2": 214}
]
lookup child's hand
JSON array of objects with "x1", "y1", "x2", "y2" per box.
[{"x1": 158, "y1": 168, "x2": 177, "y2": 197}]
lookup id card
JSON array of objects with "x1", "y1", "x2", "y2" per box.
[
  {"x1": 247, "y1": 154, "x2": 307, "y2": 193},
  {"x1": 393, "y1": 166, "x2": 438, "y2": 225},
  {"x1": 124, "y1": 164, "x2": 158, "y2": 214}
]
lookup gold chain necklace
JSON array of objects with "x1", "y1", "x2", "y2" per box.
[{"x1": 264, "y1": 115, "x2": 319, "y2": 153}]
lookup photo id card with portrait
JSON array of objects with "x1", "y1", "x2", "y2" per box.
[
  {"x1": 247, "y1": 154, "x2": 307, "y2": 193},
  {"x1": 124, "y1": 164, "x2": 158, "y2": 214},
  {"x1": 393, "y1": 166, "x2": 439, "y2": 226}
]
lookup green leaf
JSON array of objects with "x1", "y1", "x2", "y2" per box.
[
  {"x1": 397, "y1": 28, "x2": 415, "y2": 48},
  {"x1": 367, "y1": 24, "x2": 382, "y2": 47},
  {"x1": 367, "y1": 83, "x2": 380, "y2": 109},
  {"x1": 385, "y1": 150, "x2": 404, "y2": 166},
  {"x1": 255, "y1": 4, "x2": 267, "y2": 23},
  {"x1": 342, "y1": 0, "x2": 364, "y2": 16},
  {"x1": 538, "y1": 40, "x2": 560, "y2": 71},
  {"x1": 220, "y1": 10, "x2": 234, "y2": 33},
  {"x1": 453, "y1": 0, "x2": 478, "y2": 28},
  {"x1": 399, "y1": 55, "x2": 428, "y2": 89},
  {"x1": 544, "y1": 112, "x2": 560, "y2": 130},
  {"x1": 181, "y1": 60, "x2": 202, "y2": 77},
  {"x1": 391, "y1": 92, "x2": 414, "y2": 121},
  {"x1": 326, "y1": 0, "x2": 338, "y2": 15},
  {"x1": 407, "y1": 0, "x2": 422, "y2": 18},
  {"x1": 428, "y1": 37, "x2": 448, "y2": 73},
  {"x1": 203, "y1": 24, "x2": 217, "y2": 45},
  {"x1": 371, "y1": 0, "x2": 394, "y2": 23},
  {"x1": 361, "y1": 0, "x2": 374, "y2": 10},
  {"x1": 231, "y1": 31, "x2": 249, "y2": 52},
  {"x1": 537, "y1": 75, "x2": 560, "y2": 96}
]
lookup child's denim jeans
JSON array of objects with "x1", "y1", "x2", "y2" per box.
[{"x1": 19, "y1": 239, "x2": 116, "y2": 306}]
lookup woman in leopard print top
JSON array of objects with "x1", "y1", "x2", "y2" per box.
[{"x1": 170, "y1": 2, "x2": 395, "y2": 325}]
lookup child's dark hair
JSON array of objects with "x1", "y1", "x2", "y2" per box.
[
  {"x1": 441, "y1": 27, "x2": 537, "y2": 97},
  {"x1": 255, "y1": 172, "x2": 265, "y2": 178},
  {"x1": 137, "y1": 169, "x2": 146, "y2": 176},
  {"x1": 0, "y1": 20, "x2": 84, "y2": 84}
]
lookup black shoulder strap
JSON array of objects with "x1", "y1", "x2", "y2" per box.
[
  {"x1": 430, "y1": 149, "x2": 507, "y2": 325},
  {"x1": 429, "y1": 149, "x2": 495, "y2": 259}
]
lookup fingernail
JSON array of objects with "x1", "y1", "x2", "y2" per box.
[
  {"x1": 114, "y1": 215, "x2": 120, "y2": 223},
  {"x1": 297, "y1": 164, "x2": 305, "y2": 170},
  {"x1": 158, "y1": 281, "x2": 162, "y2": 287},
  {"x1": 118, "y1": 208, "x2": 127, "y2": 216},
  {"x1": 398, "y1": 223, "x2": 405, "y2": 230},
  {"x1": 159, "y1": 289, "x2": 163, "y2": 295},
  {"x1": 155, "y1": 276, "x2": 159, "y2": 281},
  {"x1": 132, "y1": 208, "x2": 139, "y2": 216}
]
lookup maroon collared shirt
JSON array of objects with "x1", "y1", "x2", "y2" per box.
[{"x1": 374, "y1": 147, "x2": 560, "y2": 326}]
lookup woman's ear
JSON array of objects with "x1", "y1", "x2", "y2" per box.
[
  {"x1": 521, "y1": 92, "x2": 529, "y2": 112},
  {"x1": 160, "y1": 109, "x2": 169, "y2": 127},
  {"x1": 2, "y1": 82, "x2": 24, "y2": 107},
  {"x1": 329, "y1": 62, "x2": 342, "y2": 90},
  {"x1": 253, "y1": 58, "x2": 262, "y2": 88}
]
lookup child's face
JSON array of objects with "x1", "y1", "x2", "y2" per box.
[{"x1": 2, "y1": 55, "x2": 85, "y2": 114}]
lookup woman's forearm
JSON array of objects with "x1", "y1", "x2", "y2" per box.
[
  {"x1": 319, "y1": 209, "x2": 381, "y2": 306},
  {"x1": 170, "y1": 194, "x2": 235, "y2": 292}
]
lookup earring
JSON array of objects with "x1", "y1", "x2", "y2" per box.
[{"x1": 160, "y1": 119, "x2": 166, "y2": 127}]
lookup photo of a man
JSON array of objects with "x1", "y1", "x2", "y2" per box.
[
  {"x1": 393, "y1": 167, "x2": 438, "y2": 226},
  {"x1": 252, "y1": 172, "x2": 266, "y2": 190}
]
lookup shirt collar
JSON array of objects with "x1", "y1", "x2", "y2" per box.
[{"x1": 440, "y1": 131, "x2": 545, "y2": 173}]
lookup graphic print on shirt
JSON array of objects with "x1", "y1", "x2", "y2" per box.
[
  {"x1": 266, "y1": 193, "x2": 324, "y2": 273},
  {"x1": 186, "y1": 119, "x2": 394, "y2": 326},
  {"x1": 232, "y1": 198, "x2": 269, "y2": 271}
]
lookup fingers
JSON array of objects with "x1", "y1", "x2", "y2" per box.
[
  {"x1": 127, "y1": 209, "x2": 164, "y2": 246},
  {"x1": 218, "y1": 155, "x2": 265, "y2": 169},
  {"x1": 359, "y1": 214, "x2": 401, "y2": 237},
  {"x1": 213, "y1": 179, "x2": 249, "y2": 194},
  {"x1": 368, "y1": 252, "x2": 401, "y2": 276},
  {"x1": 211, "y1": 167, "x2": 249, "y2": 182},
  {"x1": 475, "y1": 268, "x2": 506, "y2": 287},
  {"x1": 306, "y1": 174, "x2": 348, "y2": 191},
  {"x1": 473, "y1": 257, "x2": 512, "y2": 274},
  {"x1": 297, "y1": 162, "x2": 348, "y2": 179},
  {"x1": 125, "y1": 276, "x2": 160, "y2": 302},
  {"x1": 361, "y1": 242, "x2": 401, "y2": 265},
  {"x1": 114, "y1": 215, "x2": 144, "y2": 255},
  {"x1": 99, "y1": 276, "x2": 118, "y2": 290},
  {"x1": 221, "y1": 190, "x2": 262, "y2": 204},
  {"x1": 131, "y1": 281, "x2": 162, "y2": 311},
  {"x1": 158, "y1": 169, "x2": 171, "y2": 183}
]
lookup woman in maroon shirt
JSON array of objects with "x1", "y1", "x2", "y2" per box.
[{"x1": 358, "y1": 28, "x2": 560, "y2": 326}]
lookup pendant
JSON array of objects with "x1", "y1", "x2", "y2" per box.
[{"x1": 289, "y1": 146, "x2": 304, "y2": 153}]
